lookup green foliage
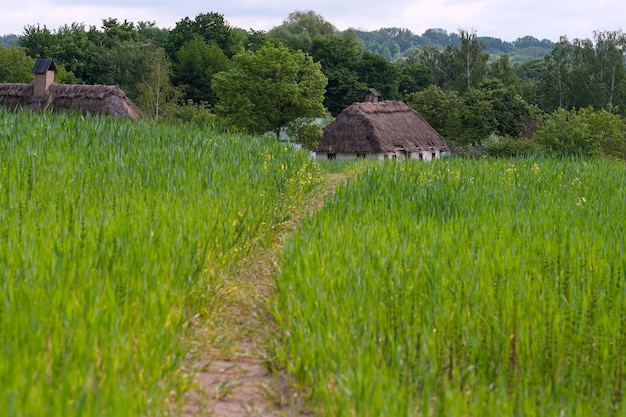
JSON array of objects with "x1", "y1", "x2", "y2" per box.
[
  {"x1": 0, "y1": 46, "x2": 34, "y2": 82},
  {"x1": 136, "y1": 49, "x2": 182, "y2": 121},
  {"x1": 480, "y1": 133, "x2": 539, "y2": 157},
  {"x1": 452, "y1": 28, "x2": 490, "y2": 93},
  {"x1": 539, "y1": 31, "x2": 626, "y2": 114},
  {"x1": 0, "y1": 34, "x2": 20, "y2": 47},
  {"x1": 488, "y1": 54, "x2": 519, "y2": 91},
  {"x1": 397, "y1": 58, "x2": 431, "y2": 95},
  {"x1": 285, "y1": 118, "x2": 326, "y2": 150},
  {"x1": 275, "y1": 158, "x2": 626, "y2": 416},
  {"x1": 513, "y1": 58, "x2": 546, "y2": 106},
  {"x1": 353, "y1": 27, "x2": 551, "y2": 64},
  {"x1": 166, "y1": 12, "x2": 237, "y2": 58},
  {"x1": 212, "y1": 44, "x2": 327, "y2": 138},
  {"x1": 90, "y1": 40, "x2": 161, "y2": 100},
  {"x1": 310, "y1": 32, "x2": 366, "y2": 115},
  {"x1": 579, "y1": 107, "x2": 626, "y2": 159},
  {"x1": 407, "y1": 78, "x2": 534, "y2": 147},
  {"x1": 352, "y1": 51, "x2": 401, "y2": 100},
  {"x1": 404, "y1": 84, "x2": 462, "y2": 140},
  {"x1": 169, "y1": 100, "x2": 220, "y2": 126},
  {"x1": 0, "y1": 109, "x2": 321, "y2": 416},
  {"x1": 267, "y1": 10, "x2": 336, "y2": 54},
  {"x1": 534, "y1": 108, "x2": 601, "y2": 156},
  {"x1": 44, "y1": 23, "x2": 93, "y2": 81},
  {"x1": 19, "y1": 24, "x2": 55, "y2": 58},
  {"x1": 174, "y1": 35, "x2": 231, "y2": 106}
]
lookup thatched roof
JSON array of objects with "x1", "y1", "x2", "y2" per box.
[
  {"x1": 316, "y1": 100, "x2": 449, "y2": 154},
  {"x1": 0, "y1": 83, "x2": 141, "y2": 120}
]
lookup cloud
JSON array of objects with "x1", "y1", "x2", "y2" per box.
[{"x1": 1, "y1": 0, "x2": 625, "y2": 41}]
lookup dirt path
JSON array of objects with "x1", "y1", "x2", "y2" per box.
[{"x1": 182, "y1": 170, "x2": 353, "y2": 417}]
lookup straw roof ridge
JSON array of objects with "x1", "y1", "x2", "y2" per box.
[
  {"x1": 0, "y1": 82, "x2": 141, "y2": 120},
  {"x1": 317, "y1": 100, "x2": 449, "y2": 154}
]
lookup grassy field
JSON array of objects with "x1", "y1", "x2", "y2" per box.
[
  {"x1": 275, "y1": 157, "x2": 626, "y2": 416},
  {"x1": 4, "y1": 108, "x2": 626, "y2": 416},
  {"x1": 0, "y1": 109, "x2": 321, "y2": 416}
]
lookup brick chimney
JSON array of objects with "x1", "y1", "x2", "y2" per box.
[{"x1": 32, "y1": 59, "x2": 56, "y2": 98}]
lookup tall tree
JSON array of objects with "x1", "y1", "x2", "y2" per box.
[
  {"x1": 353, "y1": 51, "x2": 401, "y2": 100},
  {"x1": 45, "y1": 23, "x2": 92, "y2": 82},
  {"x1": 136, "y1": 49, "x2": 181, "y2": 121},
  {"x1": 212, "y1": 44, "x2": 327, "y2": 139},
  {"x1": 592, "y1": 30, "x2": 626, "y2": 112},
  {"x1": 166, "y1": 13, "x2": 237, "y2": 58},
  {"x1": 405, "y1": 85, "x2": 463, "y2": 141},
  {"x1": 19, "y1": 24, "x2": 54, "y2": 58},
  {"x1": 267, "y1": 10, "x2": 336, "y2": 53},
  {"x1": 540, "y1": 36, "x2": 573, "y2": 110},
  {"x1": 0, "y1": 46, "x2": 34, "y2": 82},
  {"x1": 311, "y1": 30, "x2": 366, "y2": 115},
  {"x1": 174, "y1": 35, "x2": 230, "y2": 105},
  {"x1": 488, "y1": 54, "x2": 519, "y2": 91},
  {"x1": 453, "y1": 28, "x2": 489, "y2": 93}
]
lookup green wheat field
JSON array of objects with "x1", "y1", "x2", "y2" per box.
[
  {"x1": 0, "y1": 109, "x2": 318, "y2": 416},
  {"x1": 2, "y1": 108, "x2": 626, "y2": 416},
  {"x1": 275, "y1": 157, "x2": 626, "y2": 416}
]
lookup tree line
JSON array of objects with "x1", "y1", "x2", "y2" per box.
[
  {"x1": 0, "y1": 10, "x2": 625, "y2": 159},
  {"x1": 354, "y1": 28, "x2": 553, "y2": 63}
]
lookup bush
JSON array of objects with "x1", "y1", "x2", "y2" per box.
[
  {"x1": 533, "y1": 108, "x2": 601, "y2": 157},
  {"x1": 481, "y1": 133, "x2": 540, "y2": 157}
]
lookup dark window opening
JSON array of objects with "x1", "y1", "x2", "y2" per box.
[{"x1": 328, "y1": 153, "x2": 336, "y2": 160}]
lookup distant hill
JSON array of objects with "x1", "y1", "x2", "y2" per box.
[
  {"x1": 353, "y1": 28, "x2": 554, "y2": 63},
  {"x1": 0, "y1": 34, "x2": 20, "y2": 47}
]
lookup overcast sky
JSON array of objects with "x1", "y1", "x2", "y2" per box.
[{"x1": 2, "y1": 0, "x2": 625, "y2": 42}]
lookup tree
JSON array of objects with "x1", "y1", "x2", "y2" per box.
[
  {"x1": 0, "y1": 46, "x2": 34, "y2": 82},
  {"x1": 286, "y1": 118, "x2": 324, "y2": 150},
  {"x1": 452, "y1": 28, "x2": 489, "y2": 93},
  {"x1": 311, "y1": 31, "x2": 366, "y2": 115},
  {"x1": 45, "y1": 23, "x2": 92, "y2": 81},
  {"x1": 166, "y1": 13, "x2": 237, "y2": 58},
  {"x1": 90, "y1": 39, "x2": 160, "y2": 100},
  {"x1": 540, "y1": 36, "x2": 573, "y2": 111},
  {"x1": 174, "y1": 35, "x2": 230, "y2": 105},
  {"x1": 136, "y1": 49, "x2": 182, "y2": 121},
  {"x1": 488, "y1": 54, "x2": 519, "y2": 91},
  {"x1": 397, "y1": 50, "x2": 431, "y2": 94},
  {"x1": 212, "y1": 44, "x2": 327, "y2": 139},
  {"x1": 590, "y1": 30, "x2": 626, "y2": 112},
  {"x1": 534, "y1": 108, "x2": 600, "y2": 156},
  {"x1": 353, "y1": 51, "x2": 401, "y2": 100},
  {"x1": 267, "y1": 10, "x2": 336, "y2": 53},
  {"x1": 579, "y1": 107, "x2": 626, "y2": 158},
  {"x1": 19, "y1": 24, "x2": 55, "y2": 58},
  {"x1": 404, "y1": 85, "x2": 462, "y2": 141},
  {"x1": 514, "y1": 59, "x2": 546, "y2": 106}
]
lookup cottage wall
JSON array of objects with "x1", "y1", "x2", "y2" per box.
[{"x1": 316, "y1": 151, "x2": 443, "y2": 161}]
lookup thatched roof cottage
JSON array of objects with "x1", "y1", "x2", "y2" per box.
[
  {"x1": 0, "y1": 58, "x2": 141, "y2": 120},
  {"x1": 315, "y1": 100, "x2": 449, "y2": 161}
]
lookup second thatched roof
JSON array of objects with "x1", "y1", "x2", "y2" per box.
[
  {"x1": 0, "y1": 83, "x2": 141, "y2": 120},
  {"x1": 316, "y1": 100, "x2": 449, "y2": 154}
]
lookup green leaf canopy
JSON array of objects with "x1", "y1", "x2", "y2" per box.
[{"x1": 212, "y1": 44, "x2": 327, "y2": 138}]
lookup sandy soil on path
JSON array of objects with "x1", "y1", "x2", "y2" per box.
[{"x1": 181, "y1": 171, "x2": 353, "y2": 417}]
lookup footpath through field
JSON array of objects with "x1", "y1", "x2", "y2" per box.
[{"x1": 182, "y1": 169, "x2": 356, "y2": 417}]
